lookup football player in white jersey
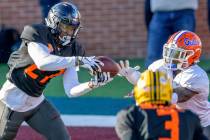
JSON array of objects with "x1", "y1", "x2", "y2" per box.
[{"x1": 118, "y1": 30, "x2": 210, "y2": 139}]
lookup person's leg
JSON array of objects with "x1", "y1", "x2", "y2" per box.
[
  {"x1": 144, "y1": 0, "x2": 153, "y2": 30},
  {"x1": 0, "y1": 101, "x2": 24, "y2": 140},
  {"x1": 203, "y1": 125, "x2": 210, "y2": 140},
  {"x1": 173, "y1": 9, "x2": 196, "y2": 32},
  {"x1": 208, "y1": 0, "x2": 210, "y2": 31},
  {"x1": 145, "y1": 12, "x2": 172, "y2": 68},
  {"x1": 26, "y1": 100, "x2": 70, "y2": 140}
]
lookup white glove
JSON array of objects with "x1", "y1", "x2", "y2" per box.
[
  {"x1": 76, "y1": 56, "x2": 104, "y2": 74},
  {"x1": 88, "y1": 72, "x2": 113, "y2": 88},
  {"x1": 117, "y1": 60, "x2": 141, "y2": 85}
]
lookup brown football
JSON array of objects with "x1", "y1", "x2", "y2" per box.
[{"x1": 96, "y1": 56, "x2": 119, "y2": 77}]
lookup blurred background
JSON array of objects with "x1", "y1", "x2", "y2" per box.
[
  {"x1": 1, "y1": 0, "x2": 210, "y2": 58},
  {"x1": 0, "y1": 0, "x2": 210, "y2": 140}
]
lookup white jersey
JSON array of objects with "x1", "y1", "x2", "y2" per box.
[
  {"x1": 148, "y1": 59, "x2": 210, "y2": 127},
  {"x1": 0, "y1": 80, "x2": 45, "y2": 112}
]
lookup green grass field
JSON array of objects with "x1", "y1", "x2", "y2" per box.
[{"x1": 1, "y1": 58, "x2": 210, "y2": 98}]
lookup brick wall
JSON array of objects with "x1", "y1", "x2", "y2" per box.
[
  {"x1": 0, "y1": 0, "x2": 209, "y2": 58},
  {"x1": 196, "y1": 0, "x2": 210, "y2": 58}
]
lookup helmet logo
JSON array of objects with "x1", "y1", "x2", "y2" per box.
[{"x1": 184, "y1": 38, "x2": 200, "y2": 46}]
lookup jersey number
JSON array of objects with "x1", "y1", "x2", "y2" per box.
[
  {"x1": 157, "y1": 109, "x2": 179, "y2": 140},
  {"x1": 24, "y1": 64, "x2": 65, "y2": 84}
]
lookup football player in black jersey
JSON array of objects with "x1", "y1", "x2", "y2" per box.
[
  {"x1": 0, "y1": 2, "x2": 112, "y2": 140},
  {"x1": 115, "y1": 70, "x2": 207, "y2": 140}
]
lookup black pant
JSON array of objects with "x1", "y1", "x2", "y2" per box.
[
  {"x1": 0, "y1": 99, "x2": 70, "y2": 140},
  {"x1": 203, "y1": 125, "x2": 210, "y2": 140}
]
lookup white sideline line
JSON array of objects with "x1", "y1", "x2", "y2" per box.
[
  {"x1": 22, "y1": 115, "x2": 116, "y2": 127},
  {"x1": 62, "y1": 115, "x2": 116, "y2": 127}
]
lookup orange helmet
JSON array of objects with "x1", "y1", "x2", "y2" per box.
[{"x1": 163, "y1": 30, "x2": 202, "y2": 70}]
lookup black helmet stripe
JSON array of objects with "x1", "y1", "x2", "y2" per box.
[
  {"x1": 149, "y1": 71, "x2": 153, "y2": 102},
  {"x1": 153, "y1": 71, "x2": 157, "y2": 102},
  {"x1": 150, "y1": 70, "x2": 155, "y2": 102},
  {"x1": 156, "y1": 71, "x2": 160, "y2": 102}
]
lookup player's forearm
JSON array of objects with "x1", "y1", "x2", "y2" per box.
[
  {"x1": 36, "y1": 54, "x2": 76, "y2": 71},
  {"x1": 65, "y1": 82, "x2": 92, "y2": 97},
  {"x1": 28, "y1": 42, "x2": 77, "y2": 71},
  {"x1": 63, "y1": 67, "x2": 93, "y2": 97},
  {"x1": 173, "y1": 87, "x2": 198, "y2": 103}
]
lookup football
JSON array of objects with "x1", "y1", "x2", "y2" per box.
[{"x1": 96, "y1": 56, "x2": 119, "y2": 77}]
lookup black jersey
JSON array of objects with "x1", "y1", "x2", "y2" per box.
[
  {"x1": 6, "y1": 24, "x2": 85, "y2": 97},
  {"x1": 115, "y1": 104, "x2": 207, "y2": 140}
]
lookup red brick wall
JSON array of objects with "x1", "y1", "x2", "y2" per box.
[
  {"x1": 196, "y1": 0, "x2": 210, "y2": 58},
  {"x1": 0, "y1": 0, "x2": 209, "y2": 58}
]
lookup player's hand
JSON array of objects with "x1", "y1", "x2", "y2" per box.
[
  {"x1": 117, "y1": 60, "x2": 141, "y2": 85},
  {"x1": 117, "y1": 60, "x2": 140, "y2": 77},
  {"x1": 88, "y1": 72, "x2": 113, "y2": 88},
  {"x1": 76, "y1": 56, "x2": 104, "y2": 74}
]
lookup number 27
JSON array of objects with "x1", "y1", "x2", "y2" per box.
[{"x1": 24, "y1": 64, "x2": 64, "y2": 84}]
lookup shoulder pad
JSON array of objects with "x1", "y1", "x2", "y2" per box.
[{"x1": 20, "y1": 24, "x2": 50, "y2": 44}]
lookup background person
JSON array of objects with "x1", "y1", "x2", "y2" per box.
[{"x1": 145, "y1": 0, "x2": 198, "y2": 67}]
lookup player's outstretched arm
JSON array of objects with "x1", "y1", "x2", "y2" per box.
[
  {"x1": 28, "y1": 42, "x2": 103, "y2": 73},
  {"x1": 28, "y1": 42, "x2": 76, "y2": 71},
  {"x1": 63, "y1": 68, "x2": 112, "y2": 97},
  {"x1": 117, "y1": 60, "x2": 141, "y2": 85}
]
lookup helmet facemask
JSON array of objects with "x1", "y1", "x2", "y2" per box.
[
  {"x1": 57, "y1": 21, "x2": 81, "y2": 46},
  {"x1": 163, "y1": 43, "x2": 194, "y2": 71}
]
